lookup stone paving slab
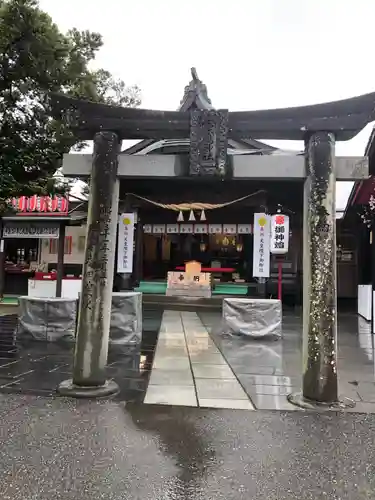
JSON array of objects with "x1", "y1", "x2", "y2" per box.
[{"x1": 145, "y1": 311, "x2": 254, "y2": 409}]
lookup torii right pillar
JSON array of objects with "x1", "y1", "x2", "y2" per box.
[
  {"x1": 302, "y1": 131, "x2": 338, "y2": 404},
  {"x1": 290, "y1": 131, "x2": 342, "y2": 408}
]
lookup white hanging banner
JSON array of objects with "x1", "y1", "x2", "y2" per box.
[
  {"x1": 194, "y1": 224, "x2": 208, "y2": 234},
  {"x1": 208, "y1": 224, "x2": 222, "y2": 234},
  {"x1": 180, "y1": 224, "x2": 193, "y2": 234},
  {"x1": 238, "y1": 224, "x2": 252, "y2": 234},
  {"x1": 117, "y1": 213, "x2": 135, "y2": 273},
  {"x1": 166, "y1": 224, "x2": 179, "y2": 234},
  {"x1": 223, "y1": 224, "x2": 237, "y2": 234},
  {"x1": 252, "y1": 213, "x2": 270, "y2": 278},
  {"x1": 152, "y1": 224, "x2": 166, "y2": 234},
  {"x1": 270, "y1": 214, "x2": 290, "y2": 254}
]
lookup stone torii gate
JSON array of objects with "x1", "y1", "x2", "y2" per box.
[{"x1": 51, "y1": 72, "x2": 374, "y2": 405}]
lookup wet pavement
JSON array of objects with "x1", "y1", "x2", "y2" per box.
[
  {"x1": 0, "y1": 307, "x2": 162, "y2": 402},
  {"x1": 0, "y1": 394, "x2": 375, "y2": 499},
  {"x1": 1, "y1": 307, "x2": 375, "y2": 498},
  {"x1": 1, "y1": 306, "x2": 375, "y2": 412},
  {"x1": 200, "y1": 310, "x2": 375, "y2": 412}
]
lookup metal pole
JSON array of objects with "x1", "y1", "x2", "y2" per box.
[
  {"x1": 134, "y1": 214, "x2": 143, "y2": 287},
  {"x1": 278, "y1": 260, "x2": 282, "y2": 301},
  {"x1": 0, "y1": 219, "x2": 5, "y2": 300},
  {"x1": 371, "y1": 216, "x2": 375, "y2": 334},
  {"x1": 55, "y1": 223, "x2": 65, "y2": 297},
  {"x1": 58, "y1": 131, "x2": 120, "y2": 398}
]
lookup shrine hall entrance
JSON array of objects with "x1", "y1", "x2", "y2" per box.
[
  {"x1": 138, "y1": 228, "x2": 302, "y2": 302},
  {"x1": 142, "y1": 232, "x2": 252, "y2": 283},
  {"x1": 123, "y1": 175, "x2": 306, "y2": 301}
]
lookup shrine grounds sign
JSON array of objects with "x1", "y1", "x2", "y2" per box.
[{"x1": 3, "y1": 222, "x2": 60, "y2": 239}]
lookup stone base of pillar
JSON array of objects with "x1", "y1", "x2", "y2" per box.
[
  {"x1": 287, "y1": 392, "x2": 355, "y2": 411},
  {"x1": 57, "y1": 379, "x2": 119, "y2": 399}
]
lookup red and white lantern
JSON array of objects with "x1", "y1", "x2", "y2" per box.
[
  {"x1": 17, "y1": 196, "x2": 28, "y2": 212},
  {"x1": 51, "y1": 196, "x2": 59, "y2": 212},
  {"x1": 58, "y1": 196, "x2": 68, "y2": 214},
  {"x1": 270, "y1": 213, "x2": 290, "y2": 255},
  {"x1": 28, "y1": 195, "x2": 39, "y2": 212},
  {"x1": 11, "y1": 195, "x2": 69, "y2": 214},
  {"x1": 39, "y1": 196, "x2": 48, "y2": 212}
]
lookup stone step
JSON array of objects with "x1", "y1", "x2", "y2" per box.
[{"x1": 142, "y1": 294, "x2": 223, "y2": 311}]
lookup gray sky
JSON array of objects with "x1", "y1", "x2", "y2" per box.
[{"x1": 39, "y1": 0, "x2": 375, "y2": 208}]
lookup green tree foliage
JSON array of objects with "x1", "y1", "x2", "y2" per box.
[{"x1": 0, "y1": 0, "x2": 140, "y2": 209}]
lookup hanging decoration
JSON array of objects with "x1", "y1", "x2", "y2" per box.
[
  {"x1": 177, "y1": 211, "x2": 184, "y2": 222},
  {"x1": 126, "y1": 190, "x2": 266, "y2": 213},
  {"x1": 209, "y1": 224, "x2": 222, "y2": 234},
  {"x1": 153, "y1": 224, "x2": 166, "y2": 234},
  {"x1": 223, "y1": 224, "x2": 237, "y2": 234},
  {"x1": 195, "y1": 224, "x2": 208, "y2": 234},
  {"x1": 238, "y1": 224, "x2": 252, "y2": 234},
  {"x1": 236, "y1": 242, "x2": 243, "y2": 252},
  {"x1": 188, "y1": 210, "x2": 196, "y2": 221},
  {"x1": 180, "y1": 224, "x2": 193, "y2": 234},
  {"x1": 166, "y1": 224, "x2": 179, "y2": 234},
  {"x1": 200, "y1": 242, "x2": 207, "y2": 252}
]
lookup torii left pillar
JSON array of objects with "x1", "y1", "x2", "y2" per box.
[{"x1": 58, "y1": 131, "x2": 120, "y2": 398}]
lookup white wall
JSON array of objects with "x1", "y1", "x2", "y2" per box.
[{"x1": 40, "y1": 225, "x2": 86, "y2": 265}]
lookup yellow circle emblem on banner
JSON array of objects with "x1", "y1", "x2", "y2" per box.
[
  {"x1": 258, "y1": 217, "x2": 267, "y2": 227},
  {"x1": 123, "y1": 217, "x2": 131, "y2": 225}
]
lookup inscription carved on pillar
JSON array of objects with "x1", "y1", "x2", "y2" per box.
[
  {"x1": 73, "y1": 130, "x2": 120, "y2": 388},
  {"x1": 189, "y1": 109, "x2": 228, "y2": 177}
]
